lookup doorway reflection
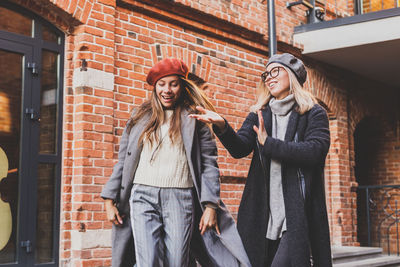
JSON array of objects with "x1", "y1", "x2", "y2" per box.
[{"x1": 0, "y1": 49, "x2": 23, "y2": 264}]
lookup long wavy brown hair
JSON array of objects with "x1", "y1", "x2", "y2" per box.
[{"x1": 126, "y1": 77, "x2": 216, "y2": 146}]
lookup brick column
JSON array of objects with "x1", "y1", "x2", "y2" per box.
[{"x1": 61, "y1": 1, "x2": 117, "y2": 266}]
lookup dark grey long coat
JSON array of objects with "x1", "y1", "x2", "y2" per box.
[
  {"x1": 101, "y1": 109, "x2": 251, "y2": 267},
  {"x1": 214, "y1": 104, "x2": 332, "y2": 267}
]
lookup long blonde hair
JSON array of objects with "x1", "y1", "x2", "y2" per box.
[
  {"x1": 250, "y1": 65, "x2": 317, "y2": 114},
  {"x1": 127, "y1": 77, "x2": 215, "y2": 146}
]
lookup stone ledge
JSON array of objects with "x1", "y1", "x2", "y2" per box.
[
  {"x1": 71, "y1": 229, "x2": 111, "y2": 250},
  {"x1": 73, "y1": 68, "x2": 114, "y2": 91}
]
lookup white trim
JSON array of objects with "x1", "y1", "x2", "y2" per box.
[{"x1": 294, "y1": 16, "x2": 400, "y2": 53}]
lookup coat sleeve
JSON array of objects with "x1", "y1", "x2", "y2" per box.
[
  {"x1": 261, "y1": 105, "x2": 330, "y2": 166},
  {"x1": 100, "y1": 124, "x2": 130, "y2": 201},
  {"x1": 197, "y1": 122, "x2": 221, "y2": 207},
  {"x1": 213, "y1": 112, "x2": 258, "y2": 159}
]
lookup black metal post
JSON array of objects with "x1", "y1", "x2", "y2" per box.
[
  {"x1": 268, "y1": 0, "x2": 277, "y2": 56},
  {"x1": 355, "y1": 0, "x2": 362, "y2": 15},
  {"x1": 366, "y1": 187, "x2": 371, "y2": 246},
  {"x1": 396, "y1": 200, "x2": 399, "y2": 256},
  {"x1": 358, "y1": 185, "x2": 400, "y2": 255},
  {"x1": 308, "y1": 0, "x2": 319, "y2": 23}
]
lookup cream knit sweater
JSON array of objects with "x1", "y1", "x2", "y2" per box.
[{"x1": 133, "y1": 110, "x2": 193, "y2": 188}]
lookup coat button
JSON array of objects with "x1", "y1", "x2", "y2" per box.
[{"x1": 127, "y1": 152, "x2": 131, "y2": 156}]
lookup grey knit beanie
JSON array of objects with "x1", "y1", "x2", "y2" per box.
[{"x1": 266, "y1": 53, "x2": 307, "y2": 85}]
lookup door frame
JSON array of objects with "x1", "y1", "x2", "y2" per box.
[
  {"x1": 0, "y1": 1, "x2": 64, "y2": 266},
  {"x1": 0, "y1": 38, "x2": 33, "y2": 267}
]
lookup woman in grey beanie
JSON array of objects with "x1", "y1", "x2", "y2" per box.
[{"x1": 190, "y1": 53, "x2": 332, "y2": 267}]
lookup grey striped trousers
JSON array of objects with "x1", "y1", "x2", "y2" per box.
[{"x1": 130, "y1": 184, "x2": 195, "y2": 267}]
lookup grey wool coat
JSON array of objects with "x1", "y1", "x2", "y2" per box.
[
  {"x1": 214, "y1": 104, "x2": 332, "y2": 267},
  {"x1": 101, "y1": 109, "x2": 251, "y2": 267}
]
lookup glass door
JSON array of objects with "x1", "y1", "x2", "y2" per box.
[
  {"x1": 0, "y1": 3, "x2": 63, "y2": 267},
  {"x1": 0, "y1": 40, "x2": 33, "y2": 267}
]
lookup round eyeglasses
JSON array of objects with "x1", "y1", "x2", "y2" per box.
[{"x1": 261, "y1": 66, "x2": 282, "y2": 82}]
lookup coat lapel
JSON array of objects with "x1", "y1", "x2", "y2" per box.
[
  {"x1": 180, "y1": 109, "x2": 196, "y2": 179},
  {"x1": 180, "y1": 109, "x2": 195, "y2": 155},
  {"x1": 284, "y1": 109, "x2": 299, "y2": 141},
  {"x1": 124, "y1": 114, "x2": 148, "y2": 185},
  {"x1": 126, "y1": 115, "x2": 147, "y2": 155},
  {"x1": 262, "y1": 105, "x2": 272, "y2": 136}
]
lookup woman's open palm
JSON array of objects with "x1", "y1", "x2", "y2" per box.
[
  {"x1": 189, "y1": 106, "x2": 225, "y2": 130},
  {"x1": 253, "y1": 110, "x2": 268, "y2": 145}
]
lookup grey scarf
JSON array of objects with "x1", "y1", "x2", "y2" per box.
[
  {"x1": 269, "y1": 94, "x2": 295, "y2": 116},
  {"x1": 266, "y1": 94, "x2": 295, "y2": 240}
]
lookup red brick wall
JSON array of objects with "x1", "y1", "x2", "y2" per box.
[
  {"x1": 172, "y1": 0, "x2": 353, "y2": 46},
  {"x1": 304, "y1": 64, "x2": 359, "y2": 246},
  {"x1": 348, "y1": 80, "x2": 400, "y2": 253},
  {"x1": 10, "y1": 0, "x2": 87, "y2": 32}
]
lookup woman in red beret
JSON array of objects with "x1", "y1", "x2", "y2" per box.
[{"x1": 101, "y1": 58, "x2": 251, "y2": 267}]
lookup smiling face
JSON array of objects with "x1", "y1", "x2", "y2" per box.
[
  {"x1": 155, "y1": 75, "x2": 182, "y2": 109},
  {"x1": 264, "y1": 63, "x2": 291, "y2": 100}
]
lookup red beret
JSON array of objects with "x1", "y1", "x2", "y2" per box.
[{"x1": 146, "y1": 58, "x2": 189, "y2": 86}]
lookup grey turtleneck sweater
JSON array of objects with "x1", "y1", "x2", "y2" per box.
[{"x1": 266, "y1": 94, "x2": 296, "y2": 240}]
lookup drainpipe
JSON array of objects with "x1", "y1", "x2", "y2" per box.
[
  {"x1": 308, "y1": 0, "x2": 319, "y2": 24},
  {"x1": 267, "y1": 0, "x2": 277, "y2": 56}
]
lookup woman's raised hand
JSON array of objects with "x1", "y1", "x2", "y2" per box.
[
  {"x1": 189, "y1": 106, "x2": 225, "y2": 131},
  {"x1": 253, "y1": 110, "x2": 268, "y2": 145}
]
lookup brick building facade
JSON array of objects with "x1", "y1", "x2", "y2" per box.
[{"x1": 0, "y1": 0, "x2": 399, "y2": 266}]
